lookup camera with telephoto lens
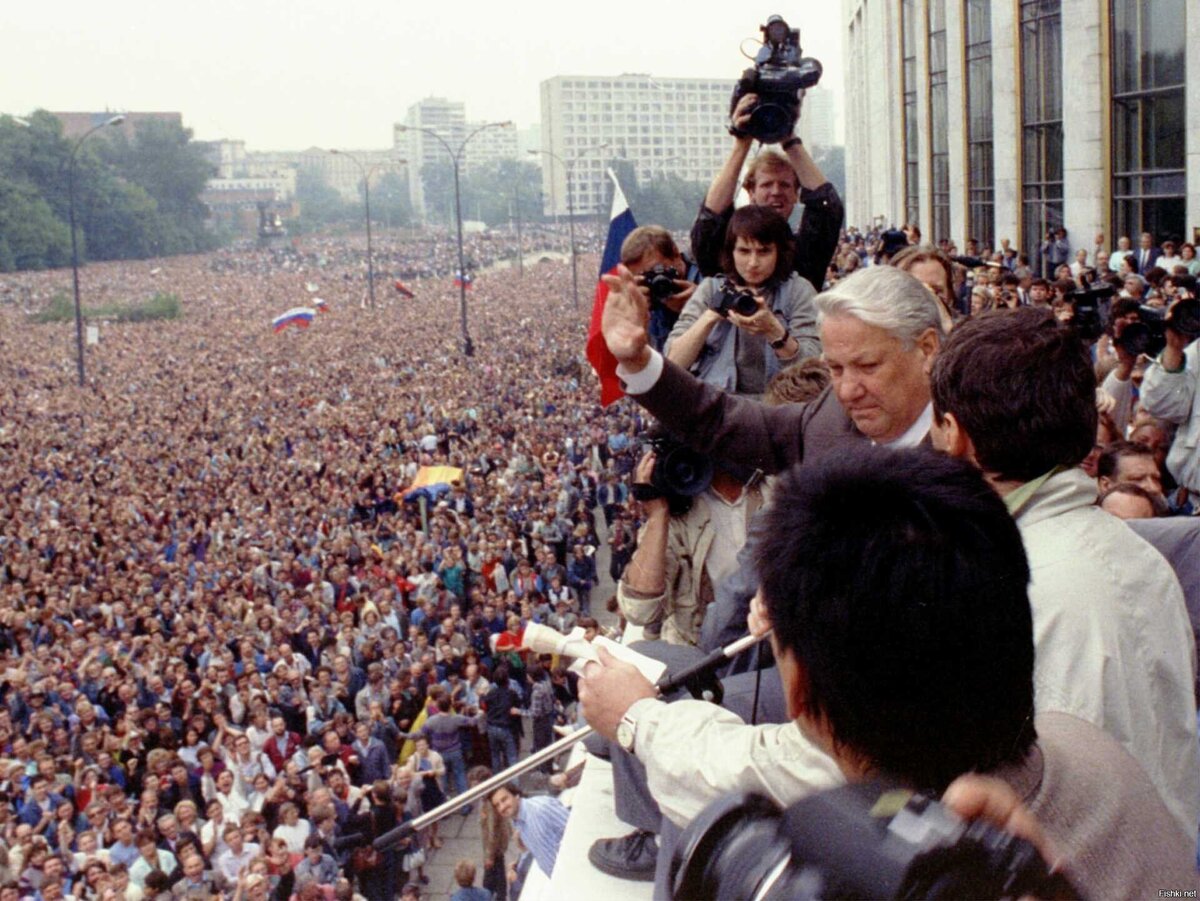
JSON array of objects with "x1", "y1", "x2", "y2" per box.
[
  {"x1": 730, "y1": 15, "x2": 824, "y2": 144},
  {"x1": 640, "y1": 264, "x2": 682, "y2": 306},
  {"x1": 1065, "y1": 280, "x2": 1117, "y2": 343},
  {"x1": 713, "y1": 276, "x2": 761, "y2": 318},
  {"x1": 632, "y1": 432, "x2": 714, "y2": 516},
  {"x1": 671, "y1": 783, "x2": 1080, "y2": 901}
]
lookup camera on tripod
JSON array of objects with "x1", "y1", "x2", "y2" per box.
[
  {"x1": 670, "y1": 783, "x2": 1079, "y2": 900},
  {"x1": 730, "y1": 15, "x2": 823, "y2": 144}
]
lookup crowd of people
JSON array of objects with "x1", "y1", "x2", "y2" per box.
[
  {"x1": 3, "y1": 108, "x2": 1200, "y2": 900},
  {"x1": 0, "y1": 227, "x2": 644, "y2": 901}
]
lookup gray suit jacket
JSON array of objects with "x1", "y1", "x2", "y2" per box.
[
  {"x1": 638, "y1": 358, "x2": 862, "y2": 477},
  {"x1": 637, "y1": 359, "x2": 870, "y2": 653}
]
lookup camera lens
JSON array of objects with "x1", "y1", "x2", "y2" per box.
[{"x1": 733, "y1": 292, "x2": 759, "y2": 317}]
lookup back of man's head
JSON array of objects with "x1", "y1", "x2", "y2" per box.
[
  {"x1": 755, "y1": 446, "x2": 1036, "y2": 792},
  {"x1": 931, "y1": 308, "x2": 1096, "y2": 482}
]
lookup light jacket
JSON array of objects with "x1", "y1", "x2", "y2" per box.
[{"x1": 1141, "y1": 338, "x2": 1200, "y2": 497}]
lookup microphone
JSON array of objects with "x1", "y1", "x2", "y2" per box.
[{"x1": 520, "y1": 623, "x2": 596, "y2": 660}]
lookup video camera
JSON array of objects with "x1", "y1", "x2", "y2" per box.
[
  {"x1": 671, "y1": 783, "x2": 1079, "y2": 900},
  {"x1": 1065, "y1": 280, "x2": 1117, "y2": 343},
  {"x1": 632, "y1": 432, "x2": 714, "y2": 516},
  {"x1": 1116, "y1": 292, "x2": 1200, "y2": 359},
  {"x1": 640, "y1": 264, "x2": 682, "y2": 306},
  {"x1": 713, "y1": 276, "x2": 760, "y2": 318},
  {"x1": 730, "y1": 15, "x2": 823, "y2": 145}
]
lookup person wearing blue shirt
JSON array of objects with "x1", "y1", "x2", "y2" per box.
[{"x1": 487, "y1": 785, "x2": 569, "y2": 879}]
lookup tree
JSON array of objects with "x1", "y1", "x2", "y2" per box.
[
  {"x1": 295, "y1": 169, "x2": 354, "y2": 231},
  {"x1": 369, "y1": 171, "x2": 412, "y2": 230},
  {"x1": 458, "y1": 159, "x2": 543, "y2": 228},
  {"x1": 0, "y1": 176, "x2": 71, "y2": 271}
]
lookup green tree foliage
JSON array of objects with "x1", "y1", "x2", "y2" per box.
[
  {"x1": 601, "y1": 158, "x2": 706, "y2": 232},
  {"x1": 0, "y1": 177, "x2": 71, "y2": 270},
  {"x1": 293, "y1": 169, "x2": 355, "y2": 233},
  {"x1": 0, "y1": 110, "x2": 218, "y2": 271},
  {"x1": 420, "y1": 159, "x2": 543, "y2": 228},
  {"x1": 371, "y1": 171, "x2": 413, "y2": 229}
]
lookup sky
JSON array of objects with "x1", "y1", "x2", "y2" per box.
[{"x1": 1, "y1": 0, "x2": 844, "y2": 151}]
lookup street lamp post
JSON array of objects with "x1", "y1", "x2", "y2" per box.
[
  {"x1": 528, "y1": 143, "x2": 609, "y2": 310},
  {"x1": 67, "y1": 114, "x2": 124, "y2": 387},
  {"x1": 397, "y1": 121, "x2": 512, "y2": 356},
  {"x1": 330, "y1": 151, "x2": 405, "y2": 309}
]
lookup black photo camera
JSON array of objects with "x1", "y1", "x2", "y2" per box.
[
  {"x1": 640, "y1": 264, "x2": 681, "y2": 305},
  {"x1": 671, "y1": 784, "x2": 1079, "y2": 900},
  {"x1": 1065, "y1": 281, "x2": 1117, "y2": 343},
  {"x1": 713, "y1": 276, "x2": 760, "y2": 318},
  {"x1": 730, "y1": 15, "x2": 823, "y2": 144}
]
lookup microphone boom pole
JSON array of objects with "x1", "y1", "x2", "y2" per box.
[{"x1": 373, "y1": 630, "x2": 767, "y2": 850}]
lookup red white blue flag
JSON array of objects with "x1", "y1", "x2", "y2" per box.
[{"x1": 586, "y1": 169, "x2": 638, "y2": 406}]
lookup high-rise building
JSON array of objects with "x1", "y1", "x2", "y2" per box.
[
  {"x1": 463, "y1": 121, "x2": 519, "y2": 173},
  {"x1": 396, "y1": 97, "x2": 467, "y2": 220},
  {"x1": 843, "y1": 0, "x2": 1197, "y2": 265},
  {"x1": 538, "y1": 74, "x2": 737, "y2": 218},
  {"x1": 798, "y1": 86, "x2": 836, "y2": 150}
]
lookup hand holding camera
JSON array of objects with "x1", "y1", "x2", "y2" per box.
[{"x1": 728, "y1": 16, "x2": 822, "y2": 144}]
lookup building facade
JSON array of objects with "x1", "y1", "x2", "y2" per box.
[
  {"x1": 843, "y1": 0, "x2": 1197, "y2": 265},
  {"x1": 537, "y1": 74, "x2": 737, "y2": 218},
  {"x1": 396, "y1": 97, "x2": 467, "y2": 220}
]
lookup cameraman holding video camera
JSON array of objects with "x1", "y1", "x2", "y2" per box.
[
  {"x1": 690, "y1": 17, "x2": 843, "y2": 296},
  {"x1": 1140, "y1": 281, "x2": 1200, "y2": 508}
]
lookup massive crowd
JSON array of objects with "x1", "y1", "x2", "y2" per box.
[
  {"x1": 0, "y1": 228, "x2": 639, "y2": 901},
  {"x1": 2, "y1": 188, "x2": 1199, "y2": 901}
]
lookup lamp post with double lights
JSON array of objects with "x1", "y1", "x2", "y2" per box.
[
  {"x1": 330, "y1": 150, "x2": 406, "y2": 309},
  {"x1": 67, "y1": 114, "x2": 125, "y2": 387},
  {"x1": 398, "y1": 121, "x2": 512, "y2": 356},
  {"x1": 528, "y1": 143, "x2": 609, "y2": 310}
]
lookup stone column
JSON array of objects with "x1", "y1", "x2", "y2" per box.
[
  {"x1": 990, "y1": 0, "x2": 1020, "y2": 249},
  {"x1": 1060, "y1": 0, "x2": 1106, "y2": 261}
]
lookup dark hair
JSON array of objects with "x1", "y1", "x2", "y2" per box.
[
  {"x1": 931, "y1": 308, "x2": 1097, "y2": 481},
  {"x1": 1096, "y1": 440, "x2": 1155, "y2": 483},
  {"x1": 719, "y1": 206, "x2": 794, "y2": 285},
  {"x1": 1097, "y1": 482, "x2": 1165, "y2": 517},
  {"x1": 755, "y1": 447, "x2": 1036, "y2": 792},
  {"x1": 1108, "y1": 297, "x2": 1141, "y2": 325}
]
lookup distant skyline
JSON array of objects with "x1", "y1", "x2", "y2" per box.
[{"x1": 1, "y1": 0, "x2": 844, "y2": 151}]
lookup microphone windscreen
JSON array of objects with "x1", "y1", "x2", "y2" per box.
[{"x1": 521, "y1": 622, "x2": 570, "y2": 656}]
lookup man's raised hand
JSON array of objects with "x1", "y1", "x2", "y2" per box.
[{"x1": 601, "y1": 264, "x2": 652, "y2": 372}]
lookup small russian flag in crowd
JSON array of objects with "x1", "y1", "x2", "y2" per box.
[
  {"x1": 271, "y1": 307, "x2": 316, "y2": 333},
  {"x1": 454, "y1": 271, "x2": 474, "y2": 289},
  {"x1": 394, "y1": 280, "x2": 415, "y2": 298},
  {"x1": 314, "y1": 298, "x2": 330, "y2": 314},
  {"x1": 586, "y1": 169, "x2": 638, "y2": 406}
]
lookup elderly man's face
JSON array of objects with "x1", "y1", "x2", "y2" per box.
[{"x1": 822, "y1": 315, "x2": 937, "y2": 442}]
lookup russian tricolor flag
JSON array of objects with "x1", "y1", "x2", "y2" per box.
[
  {"x1": 586, "y1": 169, "x2": 638, "y2": 406},
  {"x1": 314, "y1": 298, "x2": 330, "y2": 314},
  {"x1": 454, "y1": 272, "x2": 474, "y2": 289},
  {"x1": 271, "y1": 307, "x2": 316, "y2": 333}
]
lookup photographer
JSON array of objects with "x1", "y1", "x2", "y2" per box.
[
  {"x1": 666, "y1": 206, "x2": 819, "y2": 397},
  {"x1": 618, "y1": 226, "x2": 699, "y2": 353},
  {"x1": 691, "y1": 95, "x2": 842, "y2": 294},
  {"x1": 1140, "y1": 288, "x2": 1200, "y2": 508},
  {"x1": 618, "y1": 446, "x2": 763, "y2": 648}
]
